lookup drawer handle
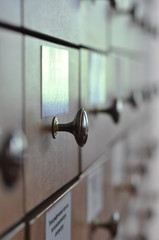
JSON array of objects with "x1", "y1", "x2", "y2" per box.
[
  {"x1": 52, "y1": 108, "x2": 89, "y2": 147},
  {"x1": 125, "y1": 91, "x2": 143, "y2": 108},
  {"x1": 128, "y1": 163, "x2": 148, "y2": 176},
  {"x1": 90, "y1": 99, "x2": 123, "y2": 124},
  {"x1": 0, "y1": 130, "x2": 27, "y2": 187},
  {"x1": 92, "y1": 211, "x2": 120, "y2": 238},
  {"x1": 115, "y1": 182, "x2": 137, "y2": 195},
  {"x1": 109, "y1": 0, "x2": 116, "y2": 8},
  {"x1": 142, "y1": 89, "x2": 152, "y2": 102}
]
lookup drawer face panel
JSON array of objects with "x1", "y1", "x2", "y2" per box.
[
  {"x1": 2, "y1": 224, "x2": 25, "y2": 240},
  {"x1": 28, "y1": 159, "x2": 112, "y2": 240},
  {"x1": 24, "y1": 37, "x2": 79, "y2": 212},
  {"x1": 29, "y1": 184, "x2": 86, "y2": 240},
  {"x1": 0, "y1": 29, "x2": 24, "y2": 234},
  {"x1": 111, "y1": 14, "x2": 145, "y2": 52},
  {"x1": 80, "y1": 50, "x2": 118, "y2": 170},
  {"x1": 80, "y1": 1, "x2": 110, "y2": 51},
  {"x1": 23, "y1": 0, "x2": 79, "y2": 44},
  {"x1": 0, "y1": 0, "x2": 21, "y2": 25}
]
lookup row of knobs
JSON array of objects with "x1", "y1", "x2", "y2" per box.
[
  {"x1": 0, "y1": 87, "x2": 157, "y2": 187},
  {"x1": 108, "y1": 0, "x2": 157, "y2": 36}
]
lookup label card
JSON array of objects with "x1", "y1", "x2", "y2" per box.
[
  {"x1": 46, "y1": 193, "x2": 71, "y2": 240},
  {"x1": 42, "y1": 46, "x2": 69, "y2": 118},
  {"x1": 111, "y1": 141, "x2": 125, "y2": 185},
  {"x1": 87, "y1": 165, "x2": 104, "y2": 223},
  {"x1": 88, "y1": 52, "x2": 107, "y2": 106}
]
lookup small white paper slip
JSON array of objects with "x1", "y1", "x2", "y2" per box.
[
  {"x1": 87, "y1": 165, "x2": 104, "y2": 223},
  {"x1": 46, "y1": 192, "x2": 71, "y2": 240}
]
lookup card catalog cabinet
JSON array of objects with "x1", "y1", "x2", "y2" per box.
[
  {"x1": 24, "y1": 36, "x2": 80, "y2": 212},
  {"x1": 0, "y1": 29, "x2": 24, "y2": 235}
]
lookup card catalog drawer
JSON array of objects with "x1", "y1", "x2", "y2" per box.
[
  {"x1": 80, "y1": 49, "x2": 123, "y2": 170},
  {"x1": 28, "y1": 158, "x2": 113, "y2": 240},
  {"x1": 0, "y1": 29, "x2": 24, "y2": 235},
  {"x1": 1, "y1": 224, "x2": 25, "y2": 240},
  {"x1": 80, "y1": 1, "x2": 110, "y2": 51},
  {"x1": 28, "y1": 181, "x2": 87, "y2": 240},
  {"x1": 23, "y1": 0, "x2": 79, "y2": 44},
  {"x1": 111, "y1": 1, "x2": 146, "y2": 52},
  {"x1": 24, "y1": 37, "x2": 81, "y2": 212},
  {"x1": 0, "y1": 0, "x2": 21, "y2": 26}
]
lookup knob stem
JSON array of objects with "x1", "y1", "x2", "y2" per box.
[{"x1": 92, "y1": 212, "x2": 120, "y2": 238}]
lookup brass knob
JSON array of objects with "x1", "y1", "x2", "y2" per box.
[
  {"x1": 90, "y1": 99, "x2": 123, "y2": 124},
  {"x1": 0, "y1": 130, "x2": 27, "y2": 187},
  {"x1": 92, "y1": 211, "x2": 120, "y2": 238},
  {"x1": 115, "y1": 182, "x2": 137, "y2": 195},
  {"x1": 52, "y1": 108, "x2": 89, "y2": 147},
  {"x1": 128, "y1": 163, "x2": 148, "y2": 176}
]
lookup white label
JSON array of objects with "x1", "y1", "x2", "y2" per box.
[
  {"x1": 46, "y1": 193, "x2": 71, "y2": 240},
  {"x1": 87, "y1": 166, "x2": 104, "y2": 223},
  {"x1": 42, "y1": 46, "x2": 69, "y2": 118},
  {"x1": 88, "y1": 53, "x2": 107, "y2": 106},
  {"x1": 111, "y1": 141, "x2": 125, "y2": 185}
]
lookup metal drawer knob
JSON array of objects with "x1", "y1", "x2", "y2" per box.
[
  {"x1": 128, "y1": 163, "x2": 148, "y2": 176},
  {"x1": 90, "y1": 99, "x2": 123, "y2": 124},
  {"x1": 109, "y1": 0, "x2": 116, "y2": 8},
  {"x1": 125, "y1": 92, "x2": 142, "y2": 108},
  {"x1": 115, "y1": 182, "x2": 137, "y2": 195},
  {"x1": 0, "y1": 130, "x2": 27, "y2": 187},
  {"x1": 92, "y1": 211, "x2": 120, "y2": 238},
  {"x1": 52, "y1": 108, "x2": 89, "y2": 147}
]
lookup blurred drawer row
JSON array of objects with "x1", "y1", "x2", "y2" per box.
[
  {"x1": 1, "y1": 157, "x2": 117, "y2": 240},
  {"x1": 0, "y1": 27, "x2": 149, "y2": 235},
  {"x1": 1, "y1": 117, "x2": 156, "y2": 239},
  {"x1": 0, "y1": 0, "x2": 150, "y2": 51}
]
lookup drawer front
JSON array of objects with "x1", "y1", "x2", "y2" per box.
[
  {"x1": 23, "y1": 0, "x2": 79, "y2": 44},
  {"x1": 111, "y1": 0, "x2": 146, "y2": 52},
  {"x1": 80, "y1": 1, "x2": 110, "y2": 51},
  {"x1": 24, "y1": 37, "x2": 79, "y2": 212},
  {"x1": 80, "y1": 50, "x2": 136, "y2": 170},
  {"x1": 80, "y1": 49, "x2": 116, "y2": 170},
  {"x1": 0, "y1": 0, "x2": 21, "y2": 25},
  {"x1": 1, "y1": 224, "x2": 25, "y2": 240},
  {"x1": 111, "y1": 15, "x2": 144, "y2": 52},
  {"x1": 0, "y1": 29, "x2": 24, "y2": 235},
  {"x1": 28, "y1": 158, "x2": 113, "y2": 240},
  {"x1": 28, "y1": 182, "x2": 87, "y2": 240}
]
